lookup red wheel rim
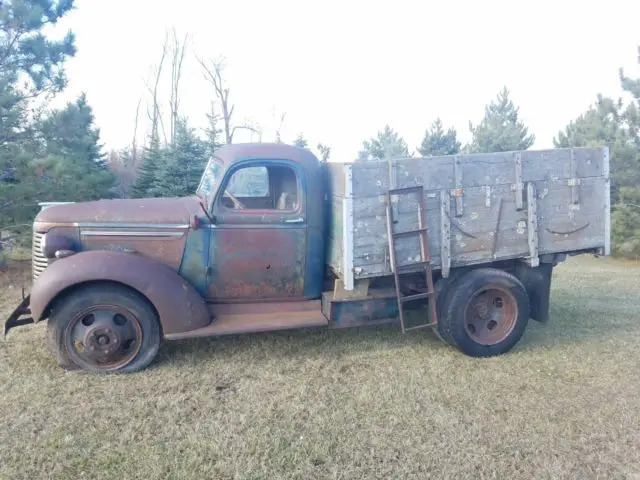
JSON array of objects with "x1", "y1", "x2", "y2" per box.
[{"x1": 463, "y1": 286, "x2": 518, "y2": 346}]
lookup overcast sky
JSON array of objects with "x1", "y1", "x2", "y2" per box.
[{"x1": 51, "y1": 0, "x2": 640, "y2": 162}]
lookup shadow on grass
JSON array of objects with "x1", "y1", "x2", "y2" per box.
[{"x1": 152, "y1": 287, "x2": 639, "y2": 370}]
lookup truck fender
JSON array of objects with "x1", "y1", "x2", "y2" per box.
[{"x1": 30, "y1": 250, "x2": 211, "y2": 336}]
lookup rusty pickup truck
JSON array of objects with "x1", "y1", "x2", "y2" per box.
[{"x1": 4, "y1": 142, "x2": 611, "y2": 373}]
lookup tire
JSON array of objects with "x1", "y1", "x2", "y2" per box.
[
  {"x1": 432, "y1": 278, "x2": 453, "y2": 345},
  {"x1": 437, "y1": 268, "x2": 530, "y2": 357},
  {"x1": 432, "y1": 270, "x2": 466, "y2": 346},
  {"x1": 47, "y1": 283, "x2": 161, "y2": 373}
]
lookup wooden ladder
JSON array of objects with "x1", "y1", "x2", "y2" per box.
[{"x1": 385, "y1": 186, "x2": 438, "y2": 333}]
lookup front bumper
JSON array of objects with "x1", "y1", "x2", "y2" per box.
[{"x1": 4, "y1": 293, "x2": 34, "y2": 338}]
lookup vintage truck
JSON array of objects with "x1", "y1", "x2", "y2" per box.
[{"x1": 4, "y1": 142, "x2": 610, "y2": 373}]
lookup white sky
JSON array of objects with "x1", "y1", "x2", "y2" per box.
[{"x1": 51, "y1": 0, "x2": 640, "y2": 162}]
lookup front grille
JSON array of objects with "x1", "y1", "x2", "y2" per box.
[{"x1": 32, "y1": 231, "x2": 48, "y2": 280}]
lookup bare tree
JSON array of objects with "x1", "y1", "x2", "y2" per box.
[
  {"x1": 317, "y1": 143, "x2": 331, "y2": 162},
  {"x1": 274, "y1": 110, "x2": 287, "y2": 143},
  {"x1": 195, "y1": 55, "x2": 258, "y2": 144},
  {"x1": 131, "y1": 97, "x2": 142, "y2": 166},
  {"x1": 144, "y1": 32, "x2": 169, "y2": 145},
  {"x1": 168, "y1": 27, "x2": 189, "y2": 144}
]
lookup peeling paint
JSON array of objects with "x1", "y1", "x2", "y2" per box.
[
  {"x1": 470, "y1": 212, "x2": 479, "y2": 220},
  {"x1": 516, "y1": 220, "x2": 526, "y2": 234}
]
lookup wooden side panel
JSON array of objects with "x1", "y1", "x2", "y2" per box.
[
  {"x1": 326, "y1": 195, "x2": 344, "y2": 276},
  {"x1": 347, "y1": 147, "x2": 606, "y2": 197},
  {"x1": 325, "y1": 162, "x2": 346, "y2": 197},
  {"x1": 325, "y1": 147, "x2": 609, "y2": 281},
  {"x1": 537, "y1": 177, "x2": 608, "y2": 253}
]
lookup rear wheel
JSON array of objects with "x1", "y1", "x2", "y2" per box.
[
  {"x1": 47, "y1": 284, "x2": 161, "y2": 373},
  {"x1": 436, "y1": 268, "x2": 529, "y2": 357}
]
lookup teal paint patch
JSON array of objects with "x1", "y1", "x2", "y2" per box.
[
  {"x1": 178, "y1": 228, "x2": 210, "y2": 297},
  {"x1": 321, "y1": 291, "x2": 400, "y2": 329}
]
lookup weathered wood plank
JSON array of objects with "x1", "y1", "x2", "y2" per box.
[{"x1": 346, "y1": 147, "x2": 607, "y2": 198}]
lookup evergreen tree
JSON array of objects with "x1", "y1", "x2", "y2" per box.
[
  {"x1": 418, "y1": 118, "x2": 461, "y2": 156},
  {"x1": 358, "y1": 125, "x2": 409, "y2": 161},
  {"x1": 293, "y1": 133, "x2": 308, "y2": 148},
  {"x1": 0, "y1": 0, "x2": 76, "y2": 228},
  {"x1": 36, "y1": 93, "x2": 115, "y2": 201},
  {"x1": 468, "y1": 87, "x2": 535, "y2": 153},
  {"x1": 554, "y1": 48, "x2": 640, "y2": 258},
  {"x1": 154, "y1": 119, "x2": 208, "y2": 197},
  {"x1": 132, "y1": 131, "x2": 165, "y2": 198},
  {"x1": 204, "y1": 101, "x2": 223, "y2": 158}
]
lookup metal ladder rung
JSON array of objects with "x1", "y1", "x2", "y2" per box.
[
  {"x1": 392, "y1": 228, "x2": 428, "y2": 239},
  {"x1": 388, "y1": 186, "x2": 423, "y2": 195},
  {"x1": 399, "y1": 291, "x2": 433, "y2": 303},
  {"x1": 404, "y1": 322, "x2": 438, "y2": 332}
]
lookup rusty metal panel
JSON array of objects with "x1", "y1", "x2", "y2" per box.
[
  {"x1": 178, "y1": 228, "x2": 211, "y2": 297},
  {"x1": 28, "y1": 249, "x2": 211, "y2": 335},
  {"x1": 321, "y1": 289, "x2": 399, "y2": 329},
  {"x1": 35, "y1": 196, "x2": 201, "y2": 226},
  {"x1": 207, "y1": 227, "x2": 306, "y2": 300}
]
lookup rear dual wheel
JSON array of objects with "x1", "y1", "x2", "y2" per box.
[
  {"x1": 47, "y1": 284, "x2": 161, "y2": 373},
  {"x1": 435, "y1": 268, "x2": 530, "y2": 357}
]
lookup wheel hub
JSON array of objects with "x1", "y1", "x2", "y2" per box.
[
  {"x1": 66, "y1": 306, "x2": 143, "y2": 371},
  {"x1": 464, "y1": 287, "x2": 518, "y2": 346}
]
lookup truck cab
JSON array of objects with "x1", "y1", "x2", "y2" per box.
[
  {"x1": 185, "y1": 143, "x2": 328, "y2": 301},
  {"x1": 5, "y1": 144, "x2": 337, "y2": 373}
]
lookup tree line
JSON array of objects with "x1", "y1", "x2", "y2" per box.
[{"x1": 1, "y1": 1, "x2": 639, "y2": 260}]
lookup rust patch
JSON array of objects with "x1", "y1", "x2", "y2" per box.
[
  {"x1": 208, "y1": 228, "x2": 305, "y2": 300},
  {"x1": 82, "y1": 235, "x2": 187, "y2": 271}
]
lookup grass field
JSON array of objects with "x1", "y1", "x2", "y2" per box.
[{"x1": 1, "y1": 256, "x2": 639, "y2": 479}]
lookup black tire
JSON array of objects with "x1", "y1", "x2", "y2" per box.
[
  {"x1": 432, "y1": 277, "x2": 453, "y2": 345},
  {"x1": 432, "y1": 270, "x2": 466, "y2": 346},
  {"x1": 47, "y1": 283, "x2": 161, "y2": 373},
  {"x1": 46, "y1": 318, "x2": 79, "y2": 371},
  {"x1": 437, "y1": 268, "x2": 530, "y2": 357}
]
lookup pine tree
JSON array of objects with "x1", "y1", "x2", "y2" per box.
[
  {"x1": 554, "y1": 48, "x2": 640, "y2": 258},
  {"x1": 132, "y1": 131, "x2": 165, "y2": 198},
  {"x1": 0, "y1": 0, "x2": 76, "y2": 229},
  {"x1": 154, "y1": 119, "x2": 208, "y2": 197},
  {"x1": 204, "y1": 101, "x2": 223, "y2": 157},
  {"x1": 418, "y1": 118, "x2": 461, "y2": 156},
  {"x1": 358, "y1": 125, "x2": 409, "y2": 161},
  {"x1": 36, "y1": 93, "x2": 115, "y2": 201},
  {"x1": 293, "y1": 133, "x2": 308, "y2": 149},
  {"x1": 468, "y1": 87, "x2": 535, "y2": 153}
]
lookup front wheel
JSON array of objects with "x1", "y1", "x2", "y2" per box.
[
  {"x1": 436, "y1": 268, "x2": 530, "y2": 357},
  {"x1": 47, "y1": 284, "x2": 161, "y2": 373}
]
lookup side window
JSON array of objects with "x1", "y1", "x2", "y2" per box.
[
  {"x1": 226, "y1": 166, "x2": 269, "y2": 197},
  {"x1": 220, "y1": 164, "x2": 300, "y2": 212}
]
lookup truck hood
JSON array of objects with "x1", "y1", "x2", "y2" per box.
[{"x1": 35, "y1": 196, "x2": 202, "y2": 226}]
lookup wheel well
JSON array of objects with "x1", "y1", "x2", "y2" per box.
[{"x1": 41, "y1": 280, "x2": 163, "y2": 334}]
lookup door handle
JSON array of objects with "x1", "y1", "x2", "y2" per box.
[{"x1": 285, "y1": 217, "x2": 304, "y2": 224}]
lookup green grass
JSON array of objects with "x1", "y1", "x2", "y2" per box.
[{"x1": 1, "y1": 256, "x2": 639, "y2": 479}]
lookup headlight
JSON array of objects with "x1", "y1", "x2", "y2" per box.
[{"x1": 41, "y1": 233, "x2": 77, "y2": 259}]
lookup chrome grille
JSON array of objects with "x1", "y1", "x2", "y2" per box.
[{"x1": 32, "y1": 231, "x2": 48, "y2": 280}]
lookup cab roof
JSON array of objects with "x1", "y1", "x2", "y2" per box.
[{"x1": 212, "y1": 142, "x2": 321, "y2": 170}]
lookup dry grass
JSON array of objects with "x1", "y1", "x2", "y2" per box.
[{"x1": 1, "y1": 256, "x2": 639, "y2": 479}]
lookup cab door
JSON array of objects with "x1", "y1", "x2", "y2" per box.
[{"x1": 206, "y1": 160, "x2": 307, "y2": 301}]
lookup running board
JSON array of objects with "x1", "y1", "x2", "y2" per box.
[{"x1": 164, "y1": 300, "x2": 328, "y2": 340}]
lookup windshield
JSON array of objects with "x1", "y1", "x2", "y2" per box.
[{"x1": 196, "y1": 158, "x2": 223, "y2": 199}]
